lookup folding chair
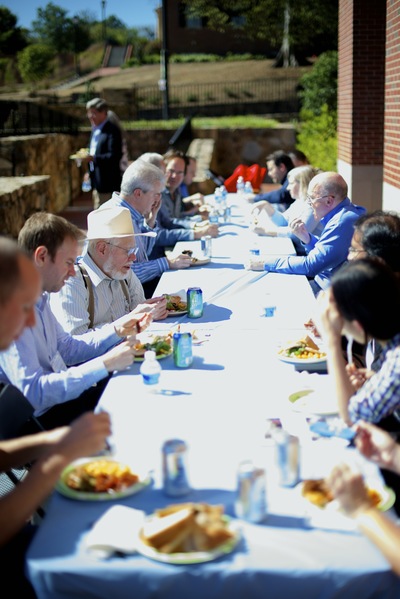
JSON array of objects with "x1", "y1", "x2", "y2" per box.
[{"x1": 0, "y1": 384, "x2": 46, "y2": 518}]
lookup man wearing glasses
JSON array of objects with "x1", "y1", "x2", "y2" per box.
[
  {"x1": 249, "y1": 172, "x2": 366, "y2": 294},
  {"x1": 50, "y1": 206, "x2": 168, "y2": 336},
  {"x1": 0, "y1": 212, "x2": 152, "y2": 430}
]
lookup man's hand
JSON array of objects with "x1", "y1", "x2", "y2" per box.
[
  {"x1": 327, "y1": 463, "x2": 372, "y2": 518},
  {"x1": 182, "y1": 192, "x2": 204, "y2": 206},
  {"x1": 194, "y1": 222, "x2": 219, "y2": 239},
  {"x1": 355, "y1": 421, "x2": 400, "y2": 472},
  {"x1": 114, "y1": 311, "x2": 153, "y2": 337},
  {"x1": 102, "y1": 338, "x2": 137, "y2": 372},
  {"x1": 290, "y1": 218, "x2": 310, "y2": 244},
  {"x1": 167, "y1": 253, "x2": 193, "y2": 270},
  {"x1": 52, "y1": 412, "x2": 112, "y2": 463},
  {"x1": 144, "y1": 296, "x2": 168, "y2": 320}
]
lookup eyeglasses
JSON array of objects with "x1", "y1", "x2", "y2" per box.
[
  {"x1": 348, "y1": 247, "x2": 364, "y2": 255},
  {"x1": 306, "y1": 194, "x2": 329, "y2": 204},
  {"x1": 105, "y1": 242, "x2": 139, "y2": 257}
]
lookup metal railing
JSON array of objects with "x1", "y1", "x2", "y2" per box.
[{"x1": 0, "y1": 101, "x2": 80, "y2": 137}]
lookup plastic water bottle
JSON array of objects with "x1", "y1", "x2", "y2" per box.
[
  {"x1": 236, "y1": 176, "x2": 245, "y2": 197},
  {"x1": 81, "y1": 177, "x2": 92, "y2": 192},
  {"x1": 140, "y1": 350, "x2": 161, "y2": 389},
  {"x1": 244, "y1": 181, "x2": 254, "y2": 196}
]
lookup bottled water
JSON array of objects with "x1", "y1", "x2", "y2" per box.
[
  {"x1": 81, "y1": 178, "x2": 92, "y2": 192},
  {"x1": 139, "y1": 350, "x2": 161, "y2": 388},
  {"x1": 244, "y1": 181, "x2": 253, "y2": 195},
  {"x1": 236, "y1": 176, "x2": 245, "y2": 197}
]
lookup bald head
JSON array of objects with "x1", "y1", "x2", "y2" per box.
[
  {"x1": 0, "y1": 240, "x2": 41, "y2": 350},
  {"x1": 309, "y1": 172, "x2": 348, "y2": 203}
]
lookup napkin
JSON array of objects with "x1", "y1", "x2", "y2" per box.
[{"x1": 84, "y1": 505, "x2": 145, "y2": 559}]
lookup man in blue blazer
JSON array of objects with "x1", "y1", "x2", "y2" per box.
[
  {"x1": 253, "y1": 150, "x2": 294, "y2": 211},
  {"x1": 85, "y1": 98, "x2": 123, "y2": 208}
]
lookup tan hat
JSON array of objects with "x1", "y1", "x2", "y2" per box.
[
  {"x1": 86, "y1": 206, "x2": 157, "y2": 239},
  {"x1": 86, "y1": 206, "x2": 134, "y2": 239}
]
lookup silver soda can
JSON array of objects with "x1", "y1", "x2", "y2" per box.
[
  {"x1": 187, "y1": 287, "x2": 203, "y2": 318},
  {"x1": 173, "y1": 331, "x2": 193, "y2": 368},
  {"x1": 234, "y1": 461, "x2": 267, "y2": 523},
  {"x1": 200, "y1": 235, "x2": 212, "y2": 258},
  {"x1": 274, "y1": 430, "x2": 300, "y2": 487},
  {"x1": 162, "y1": 439, "x2": 191, "y2": 497}
]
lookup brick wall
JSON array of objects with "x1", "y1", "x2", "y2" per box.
[
  {"x1": 384, "y1": 0, "x2": 400, "y2": 188},
  {"x1": 338, "y1": 0, "x2": 386, "y2": 165}
]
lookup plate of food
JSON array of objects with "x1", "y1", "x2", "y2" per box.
[
  {"x1": 288, "y1": 389, "x2": 338, "y2": 416},
  {"x1": 56, "y1": 457, "x2": 151, "y2": 501},
  {"x1": 277, "y1": 334, "x2": 327, "y2": 365},
  {"x1": 137, "y1": 502, "x2": 241, "y2": 564},
  {"x1": 133, "y1": 333, "x2": 173, "y2": 361},
  {"x1": 181, "y1": 249, "x2": 211, "y2": 267},
  {"x1": 164, "y1": 291, "x2": 187, "y2": 317},
  {"x1": 69, "y1": 148, "x2": 89, "y2": 160},
  {"x1": 300, "y1": 478, "x2": 396, "y2": 513}
]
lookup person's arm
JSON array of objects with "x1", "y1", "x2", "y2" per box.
[
  {"x1": 327, "y1": 462, "x2": 400, "y2": 576},
  {"x1": 355, "y1": 420, "x2": 400, "y2": 474},
  {"x1": 317, "y1": 289, "x2": 355, "y2": 424},
  {"x1": 0, "y1": 411, "x2": 111, "y2": 547}
]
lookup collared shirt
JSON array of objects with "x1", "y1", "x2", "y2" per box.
[
  {"x1": 348, "y1": 333, "x2": 400, "y2": 423},
  {"x1": 101, "y1": 193, "x2": 169, "y2": 284},
  {"x1": 269, "y1": 199, "x2": 322, "y2": 239},
  {"x1": 263, "y1": 198, "x2": 366, "y2": 290},
  {"x1": 49, "y1": 252, "x2": 145, "y2": 335},
  {"x1": 0, "y1": 293, "x2": 120, "y2": 416},
  {"x1": 89, "y1": 119, "x2": 107, "y2": 156}
]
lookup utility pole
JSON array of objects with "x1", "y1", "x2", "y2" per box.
[
  {"x1": 159, "y1": 0, "x2": 170, "y2": 120},
  {"x1": 101, "y1": 0, "x2": 107, "y2": 42}
]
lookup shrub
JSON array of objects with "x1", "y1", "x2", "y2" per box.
[
  {"x1": 170, "y1": 53, "x2": 221, "y2": 63},
  {"x1": 296, "y1": 105, "x2": 337, "y2": 171},
  {"x1": 298, "y1": 51, "x2": 338, "y2": 115}
]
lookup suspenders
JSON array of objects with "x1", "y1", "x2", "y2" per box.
[{"x1": 77, "y1": 263, "x2": 130, "y2": 329}]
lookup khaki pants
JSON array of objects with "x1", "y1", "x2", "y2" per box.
[{"x1": 92, "y1": 189, "x2": 112, "y2": 209}]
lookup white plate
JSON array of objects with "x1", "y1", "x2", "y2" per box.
[
  {"x1": 278, "y1": 354, "x2": 327, "y2": 366},
  {"x1": 189, "y1": 256, "x2": 211, "y2": 267},
  {"x1": 56, "y1": 457, "x2": 151, "y2": 501},
  {"x1": 288, "y1": 389, "x2": 338, "y2": 416},
  {"x1": 136, "y1": 516, "x2": 241, "y2": 564}
]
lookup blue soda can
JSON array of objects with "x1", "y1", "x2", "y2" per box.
[
  {"x1": 234, "y1": 461, "x2": 267, "y2": 523},
  {"x1": 275, "y1": 430, "x2": 300, "y2": 487},
  {"x1": 187, "y1": 287, "x2": 203, "y2": 318},
  {"x1": 200, "y1": 235, "x2": 212, "y2": 258},
  {"x1": 162, "y1": 439, "x2": 191, "y2": 497},
  {"x1": 173, "y1": 331, "x2": 193, "y2": 368}
]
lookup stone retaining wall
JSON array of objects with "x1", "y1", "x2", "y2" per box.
[
  {"x1": 0, "y1": 176, "x2": 50, "y2": 238},
  {"x1": 0, "y1": 125, "x2": 296, "y2": 236}
]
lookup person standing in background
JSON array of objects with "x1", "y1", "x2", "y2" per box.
[{"x1": 83, "y1": 98, "x2": 123, "y2": 209}]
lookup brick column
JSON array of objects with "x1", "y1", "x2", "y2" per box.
[
  {"x1": 338, "y1": 0, "x2": 386, "y2": 211},
  {"x1": 383, "y1": 0, "x2": 400, "y2": 211}
]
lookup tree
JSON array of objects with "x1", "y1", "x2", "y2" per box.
[
  {"x1": 17, "y1": 43, "x2": 54, "y2": 85},
  {"x1": 298, "y1": 50, "x2": 338, "y2": 114},
  {"x1": 0, "y1": 7, "x2": 27, "y2": 57},
  {"x1": 181, "y1": 0, "x2": 338, "y2": 65},
  {"x1": 31, "y1": 2, "x2": 73, "y2": 54}
]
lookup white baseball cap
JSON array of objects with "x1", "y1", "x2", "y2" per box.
[{"x1": 86, "y1": 206, "x2": 156, "y2": 239}]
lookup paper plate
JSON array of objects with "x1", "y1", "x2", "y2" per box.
[
  {"x1": 136, "y1": 516, "x2": 240, "y2": 564},
  {"x1": 56, "y1": 457, "x2": 151, "y2": 501},
  {"x1": 288, "y1": 389, "x2": 338, "y2": 416}
]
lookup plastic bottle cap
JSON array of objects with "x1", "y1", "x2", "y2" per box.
[{"x1": 144, "y1": 350, "x2": 156, "y2": 360}]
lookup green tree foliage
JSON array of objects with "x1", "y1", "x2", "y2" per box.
[
  {"x1": 17, "y1": 43, "x2": 54, "y2": 84},
  {"x1": 182, "y1": 0, "x2": 338, "y2": 62},
  {"x1": 297, "y1": 105, "x2": 337, "y2": 171},
  {"x1": 298, "y1": 50, "x2": 338, "y2": 115},
  {"x1": 31, "y1": 3, "x2": 72, "y2": 53},
  {"x1": 0, "y1": 6, "x2": 27, "y2": 57}
]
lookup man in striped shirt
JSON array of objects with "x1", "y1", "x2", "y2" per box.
[{"x1": 50, "y1": 206, "x2": 168, "y2": 335}]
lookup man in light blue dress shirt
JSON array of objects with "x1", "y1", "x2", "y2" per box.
[{"x1": 0, "y1": 212, "x2": 152, "y2": 430}]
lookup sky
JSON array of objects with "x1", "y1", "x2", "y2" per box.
[{"x1": 1, "y1": 0, "x2": 159, "y2": 31}]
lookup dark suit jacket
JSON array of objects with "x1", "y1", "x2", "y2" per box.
[
  {"x1": 254, "y1": 175, "x2": 294, "y2": 210},
  {"x1": 89, "y1": 120, "x2": 123, "y2": 194}
]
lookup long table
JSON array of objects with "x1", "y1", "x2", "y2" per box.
[{"x1": 26, "y1": 194, "x2": 400, "y2": 599}]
